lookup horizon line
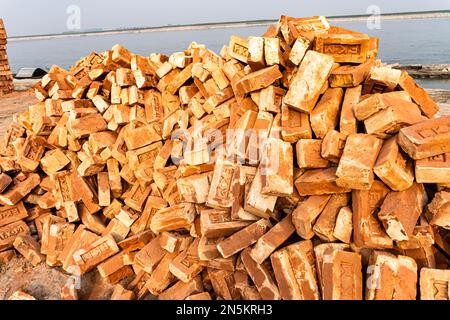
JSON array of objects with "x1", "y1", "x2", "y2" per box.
[{"x1": 8, "y1": 9, "x2": 450, "y2": 41}]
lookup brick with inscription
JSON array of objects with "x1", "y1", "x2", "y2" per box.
[
  {"x1": 72, "y1": 235, "x2": 120, "y2": 274},
  {"x1": 398, "y1": 116, "x2": 450, "y2": 160},
  {"x1": 124, "y1": 183, "x2": 152, "y2": 212},
  {"x1": 284, "y1": 16, "x2": 330, "y2": 44},
  {"x1": 315, "y1": 33, "x2": 370, "y2": 63},
  {"x1": 169, "y1": 238, "x2": 204, "y2": 282},
  {"x1": 60, "y1": 226, "x2": 100, "y2": 272},
  {"x1": 16, "y1": 136, "x2": 46, "y2": 172},
  {"x1": 206, "y1": 160, "x2": 237, "y2": 209},
  {"x1": 415, "y1": 153, "x2": 450, "y2": 184},
  {"x1": 271, "y1": 240, "x2": 320, "y2": 300},
  {"x1": 260, "y1": 137, "x2": 293, "y2": 197},
  {"x1": 321, "y1": 250, "x2": 362, "y2": 300},
  {"x1": 200, "y1": 209, "x2": 250, "y2": 238},
  {"x1": 207, "y1": 268, "x2": 240, "y2": 300},
  {"x1": 228, "y1": 35, "x2": 249, "y2": 63},
  {"x1": 420, "y1": 268, "x2": 450, "y2": 300},
  {"x1": 0, "y1": 220, "x2": 30, "y2": 251},
  {"x1": 281, "y1": 105, "x2": 312, "y2": 143},
  {"x1": 365, "y1": 251, "x2": 417, "y2": 300},
  {"x1": 362, "y1": 66, "x2": 401, "y2": 95},
  {"x1": 0, "y1": 202, "x2": 28, "y2": 227},
  {"x1": 177, "y1": 173, "x2": 210, "y2": 204}
]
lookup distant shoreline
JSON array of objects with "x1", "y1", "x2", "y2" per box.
[{"x1": 8, "y1": 10, "x2": 450, "y2": 42}]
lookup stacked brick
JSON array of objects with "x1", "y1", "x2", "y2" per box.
[{"x1": 0, "y1": 19, "x2": 14, "y2": 96}]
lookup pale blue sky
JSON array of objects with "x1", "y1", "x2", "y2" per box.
[{"x1": 1, "y1": 0, "x2": 450, "y2": 36}]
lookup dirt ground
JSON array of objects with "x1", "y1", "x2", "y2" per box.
[
  {"x1": 0, "y1": 89, "x2": 37, "y2": 136},
  {"x1": 0, "y1": 256, "x2": 115, "y2": 300},
  {"x1": 0, "y1": 89, "x2": 449, "y2": 300},
  {"x1": 0, "y1": 90, "x2": 116, "y2": 300}
]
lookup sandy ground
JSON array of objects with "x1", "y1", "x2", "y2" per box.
[
  {"x1": 0, "y1": 90, "x2": 37, "y2": 136},
  {"x1": 0, "y1": 89, "x2": 449, "y2": 300},
  {"x1": 0, "y1": 90, "x2": 116, "y2": 300},
  {"x1": 0, "y1": 256, "x2": 115, "y2": 300}
]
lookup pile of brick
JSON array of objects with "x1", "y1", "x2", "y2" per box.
[
  {"x1": 0, "y1": 15, "x2": 449, "y2": 300},
  {"x1": 0, "y1": 19, "x2": 13, "y2": 96}
]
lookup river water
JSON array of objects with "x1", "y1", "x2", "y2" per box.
[{"x1": 6, "y1": 17, "x2": 450, "y2": 89}]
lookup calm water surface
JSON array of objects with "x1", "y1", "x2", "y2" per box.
[{"x1": 7, "y1": 18, "x2": 450, "y2": 88}]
